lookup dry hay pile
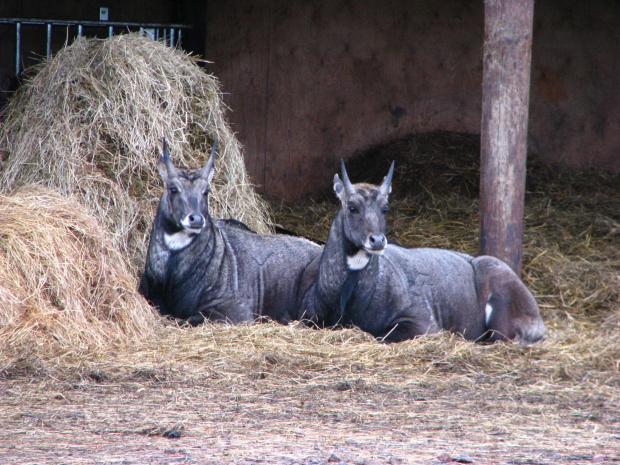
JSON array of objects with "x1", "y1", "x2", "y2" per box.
[
  {"x1": 0, "y1": 33, "x2": 271, "y2": 272},
  {"x1": 0, "y1": 186, "x2": 161, "y2": 371}
]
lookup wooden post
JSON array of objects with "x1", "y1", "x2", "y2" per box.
[{"x1": 479, "y1": 0, "x2": 534, "y2": 277}]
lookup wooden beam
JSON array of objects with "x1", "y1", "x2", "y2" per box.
[{"x1": 479, "y1": 0, "x2": 534, "y2": 277}]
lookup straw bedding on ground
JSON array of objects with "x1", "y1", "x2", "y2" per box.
[{"x1": 0, "y1": 322, "x2": 617, "y2": 463}]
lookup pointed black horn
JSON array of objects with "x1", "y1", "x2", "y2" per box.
[
  {"x1": 161, "y1": 137, "x2": 175, "y2": 166},
  {"x1": 161, "y1": 137, "x2": 170, "y2": 162},
  {"x1": 210, "y1": 139, "x2": 218, "y2": 159},
  {"x1": 340, "y1": 159, "x2": 356, "y2": 195},
  {"x1": 204, "y1": 139, "x2": 217, "y2": 172}
]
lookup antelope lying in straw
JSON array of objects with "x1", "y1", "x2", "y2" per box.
[
  {"x1": 139, "y1": 139, "x2": 321, "y2": 325},
  {"x1": 299, "y1": 161, "x2": 545, "y2": 344}
]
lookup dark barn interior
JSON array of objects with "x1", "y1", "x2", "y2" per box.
[
  {"x1": 204, "y1": 0, "x2": 620, "y2": 200},
  {"x1": 1, "y1": 0, "x2": 619, "y2": 201}
]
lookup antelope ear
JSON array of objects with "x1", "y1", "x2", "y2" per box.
[{"x1": 333, "y1": 173, "x2": 346, "y2": 202}]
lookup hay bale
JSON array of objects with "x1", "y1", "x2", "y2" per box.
[
  {"x1": 0, "y1": 186, "x2": 161, "y2": 362},
  {"x1": 0, "y1": 33, "x2": 272, "y2": 272}
]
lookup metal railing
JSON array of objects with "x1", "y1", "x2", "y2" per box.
[{"x1": 0, "y1": 18, "x2": 192, "y2": 74}]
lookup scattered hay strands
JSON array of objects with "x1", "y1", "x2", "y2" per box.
[
  {"x1": 1, "y1": 311, "x2": 618, "y2": 463},
  {"x1": 0, "y1": 186, "x2": 161, "y2": 369},
  {"x1": 0, "y1": 318, "x2": 612, "y2": 385},
  {"x1": 0, "y1": 33, "x2": 271, "y2": 272},
  {"x1": 138, "y1": 322, "x2": 619, "y2": 391}
]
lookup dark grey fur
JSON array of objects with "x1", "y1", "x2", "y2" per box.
[
  {"x1": 139, "y1": 139, "x2": 322, "y2": 325},
  {"x1": 299, "y1": 161, "x2": 545, "y2": 344}
]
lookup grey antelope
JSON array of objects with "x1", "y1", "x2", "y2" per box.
[
  {"x1": 299, "y1": 161, "x2": 545, "y2": 344},
  {"x1": 139, "y1": 139, "x2": 322, "y2": 325}
]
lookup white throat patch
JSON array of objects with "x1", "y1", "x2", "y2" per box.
[
  {"x1": 164, "y1": 230, "x2": 196, "y2": 251},
  {"x1": 346, "y1": 249, "x2": 371, "y2": 270}
]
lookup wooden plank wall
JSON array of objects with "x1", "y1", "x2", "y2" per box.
[
  {"x1": 205, "y1": 0, "x2": 620, "y2": 201},
  {"x1": 205, "y1": 1, "x2": 484, "y2": 200}
]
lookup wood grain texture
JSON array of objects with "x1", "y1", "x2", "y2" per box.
[
  {"x1": 479, "y1": 0, "x2": 534, "y2": 276},
  {"x1": 206, "y1": 0, "x2": 483, "y2": 200},
  {"x1": 204, "y1": 0, "x2": 620, "y2": 201}
]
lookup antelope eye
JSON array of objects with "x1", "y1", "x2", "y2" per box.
[
  {"x1": 382, "y1": 206, "x2": 389, "y2": 214},
  {"x1": 170, "y1": 186, "x2": 179, "y2": 195},
  {"x1": 203, "y1": 189, "x2": 209, "y2": 196},
  {"x1": 348, "y1": 205, "x2": 358, "y2": 214}
]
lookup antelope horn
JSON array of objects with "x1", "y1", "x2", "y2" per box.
[
  {"x1": 340, "y1": 159, "x2": 356, "y2": 195},
  {"x1": 158, "y1": 137, "x2": 179, "y2": 178},
  {"x1": 203, "y1": 139, "x2": 217, "y2": 174},
  {"x1": 379, "y1": 161, "x2": 395, "y2": 196}
]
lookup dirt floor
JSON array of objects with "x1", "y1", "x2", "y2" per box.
[{"x1": 1, "y1": 319, "x2": 618, "y2": 465}]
